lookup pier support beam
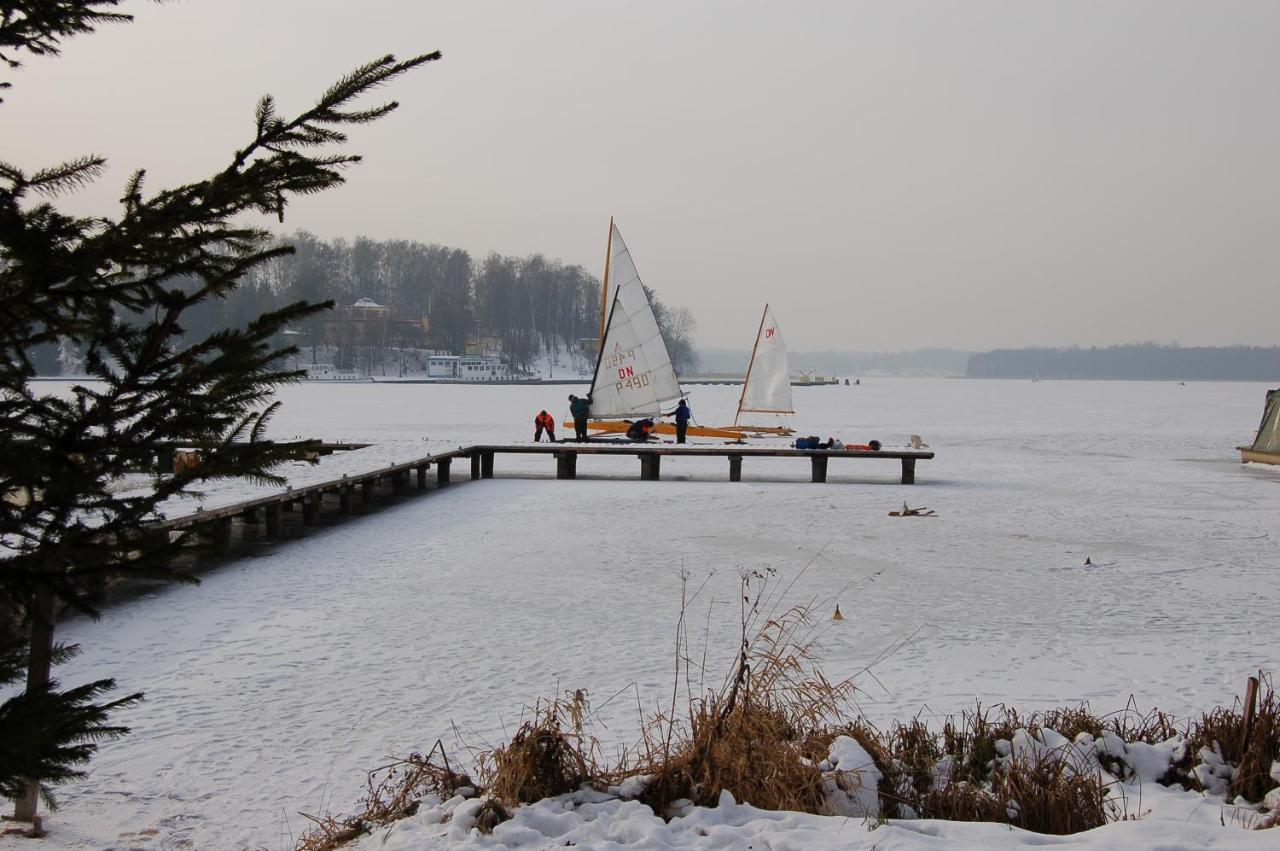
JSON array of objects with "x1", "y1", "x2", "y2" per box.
[
  {"x1": 555, "y1": 453, "x2": 577, "y2": 480},
  {"x1": 901, "y1": 457, "x2": 916, "y2": 485},
  {"x1": 360, "y1": 480, "x2": 374, "y2": 505},
  {"x1": 339, "y1": 488, "x2": 354, "y2": 514},
  {"x1": 471, "y1": 453, "x2": 482, "y2": 480},
  {"x1": 481, "y1": 451, "x2": 494, "y2": 479},
  {"x1": 242, "y1": 507, "x2": 259, "y2": 524},
  {"x1": 417, "y1": 465, "x2": 428, "y2": 489},
  {"x1": 392, "y1": 471, "x2": 407, "y2": 495},
  {"x1": 302, "y1": 497, "x2": 318, "y2": 526},
  {"x1": 265, "y1": 504, "x2": 282, "y2": 539},
  {"x1": 437, "y1": 458, "x2": 452, "y2": 487},
  {"x1": 211, "y1": 517, "x2": 233, "y2": 555},
  {"x1": 811, "y1": 455, "x2": 828, "y2": 484},
  {"x1": 640, "y1": 454, "x2": 661, "y2": 481},
  {"x1": 728, "y1": 455, "x2": 743, "y2": 483}
]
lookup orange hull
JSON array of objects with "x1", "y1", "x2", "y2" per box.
[{"x1": 563, "y1": 419, "x2": 743, "y2": 440}]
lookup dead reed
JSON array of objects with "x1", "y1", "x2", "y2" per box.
[
  {"x1": 294, "y1": 572, "x2": 1278, "y2": 848},
  {"x1": 477, "y1": 689, "x2": 603, "y2": 805}
]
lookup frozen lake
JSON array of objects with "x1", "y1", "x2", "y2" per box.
[{"x1": 18, "y1": 378, "x2": 1280, "y2": 849}]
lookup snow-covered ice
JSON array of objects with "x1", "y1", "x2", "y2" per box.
[{"x1": 7, "y1": 378, "x2": 1278, "y2": 849}]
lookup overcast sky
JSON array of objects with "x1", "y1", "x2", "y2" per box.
[{"x1": 6, "y1": 1, "x2": 1278, "y2": 350}]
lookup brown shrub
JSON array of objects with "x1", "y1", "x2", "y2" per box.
[
  {"x1": 637, "y1": 605, "x2": 855, "y2": 817},
  {"x1": 481, "y1": 690, "x2": 602, "y2": 805}
]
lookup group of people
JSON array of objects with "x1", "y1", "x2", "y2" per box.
[{"x1": 533, "y1": 395, "x2": 694, "y2": 443}]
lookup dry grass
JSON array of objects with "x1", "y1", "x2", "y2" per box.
[
  {"x1": 294, "y1": 572, "x2": 1279, "y2": 847},
  {"x1": 1185, "y1": 674, "x2": 1280, "y2": 802},
  {"x1": 478, "y1": 690, "x2": 603, "y2": 805},
  {"x1": 296, "y1": 741, "x2": 474, "y2": 851},
  {"x1": 636, "y1": 603, "x2": 855, "y2": 816},
  {"x1": 918, "y1": 751, "x2": 1111, "y2": 834}
]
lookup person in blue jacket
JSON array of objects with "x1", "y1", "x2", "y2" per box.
[{"x1": 664, "y1": 398, "x2": 691, "y2": 444}]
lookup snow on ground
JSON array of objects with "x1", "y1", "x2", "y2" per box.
[{"x1": 7, "y1": 378, "x2": 1279, "y2": 850}]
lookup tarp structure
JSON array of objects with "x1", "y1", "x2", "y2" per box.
[
  {"x1": 587, "y1": 223, "x2": 683, "y2": 418},
  {"x1": 1250, "y1": 388, "x2": 1280, "y2": 454}
]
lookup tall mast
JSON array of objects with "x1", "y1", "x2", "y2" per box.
[
  {"x1": 735, "y1": 303, "x2": 769, "y2": 427},
  {"x1": 598, "y1": 216, "x2": 614, "y2": 346}
]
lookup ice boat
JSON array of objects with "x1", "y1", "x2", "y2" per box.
[
  {"x1": 566, "y1": 219, "x2": 739, "y2": 440},
  {"x1": 1238, "y1": 387, "x2": 1280, "y2": 465},
  {"x1": 720, "y1": 303, "x2": 796, "y2": 437}
]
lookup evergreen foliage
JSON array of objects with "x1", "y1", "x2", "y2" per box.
[
  {"x1": 0, "y1": 640, "x2": 141, "y2": 810},
  {"x1": 0, "y1": 3, "x2": 437, "y2": 819}
]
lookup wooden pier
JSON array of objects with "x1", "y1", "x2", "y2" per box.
[{"x1": 150, "y1": 443, "x2": 934, "y2": 555}]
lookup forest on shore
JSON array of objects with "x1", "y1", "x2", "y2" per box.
[
  {"x1": 33, "y1": 231, "x2": 698, "y2": 376},
  {"x1": 967, "y1": 344, "x2": 1280, "y2": 381}
]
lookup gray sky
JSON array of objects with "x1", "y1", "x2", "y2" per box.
[{"x1": 6, "y1": 0, "x2": 1278, "y2": 350}]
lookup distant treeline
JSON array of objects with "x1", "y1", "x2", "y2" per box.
[
  {"x1": 32, "y1": 231, "x2": 698, "y2": 375},
  {"x1": 697, "y1": 348, "x2": 972, "y2": 377},
  {"x1": 967, "y1": 344, "x2": 1280, "y2": 381}
]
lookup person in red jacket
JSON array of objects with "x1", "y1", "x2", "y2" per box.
[{"x1": 534, "y1": 410, "x2": 557, "y2": 442}]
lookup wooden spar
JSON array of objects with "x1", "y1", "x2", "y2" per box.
[
  {"x1": 735, "y1": 303, "x2": 770, "y2": 427},
  {"x1": 598, "y1": 216, "x2": 613, "y2": 346}
]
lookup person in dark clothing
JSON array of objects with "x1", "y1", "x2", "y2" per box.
[
  {"x1": 569, "y1": 393, "x2": 592, "y2": 441},
  {"x1": 664, "y1": 398, "x2": 692, "y2": 444},
  {"x1": 626, "y1": 417, "x2": 656, "y2": 442},
  {"x1": 534, "y1": 410, "x2": 556, "y2": 442}
]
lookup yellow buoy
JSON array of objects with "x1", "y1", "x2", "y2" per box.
[{"x1": 832, "y1": 605, "x2": 844, "y2": 621}]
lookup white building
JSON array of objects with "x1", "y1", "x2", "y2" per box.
[{"x1": 425, "y1": 354, "x2": 516, "y2": 381}]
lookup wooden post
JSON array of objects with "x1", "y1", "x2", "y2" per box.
[
  {"x1": 810, "y1": 455, "x2": 828, "y2": 483},
  {"x1": 416, "y1": 465, "x2": 428, "y2": 489},
  {"x1": 640, "y1": 453, "x2": 661, "y2": 481},
  {"x1": 728, "y1": 455, "x2": 743, "y2": 482},
  {"x1": 211, "y1": 517, "x2": 233, "y2": 555},
  {"x1": 437, "y1": 457, "x2": 452, "y2": 487},
  {"x1": 1240, "y1": 674, "x2": 1261, "y2": 756},
  {"x1": 339, "y1": 488, "x2": 353, "y2": 514},
  {"x1": 242, "y1": 507, "x2": 259, "y2": 523},
  {"x1": 360, "y1": 480, "x2": 374, "y2": 504},
  {"x1": 471, "y1": 452, "x2": 482, "y2": 480},
  {"x1": 302, "y1": 497, "x2": 318, "y2": 526},
  {"x1": 392, "y1": 471, "x2": 407, "y2": 494},
  {"x1": 901, "y1": 457, "x2": 916, "y2": 485},
  {"x1": 481, "y1": 451, "x2": 494, "y2": 479},
  {"x1": 556, "y1": 452, "x2": 577, "y2": 480},
  {"x1": 265, "y1": 503, "x2": 282, "y2": 539}
]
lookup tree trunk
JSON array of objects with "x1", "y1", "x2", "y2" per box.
[{"x1": 13, "y1": 587, "x2": 57, "y2": 823}]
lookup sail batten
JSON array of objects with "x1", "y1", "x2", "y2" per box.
[
  {"x1": 587, "y1": 223, "x2": 683, "y2": 419},
  {"x1": 737, "y1": 305, "x2": 794, "y2": 417}
]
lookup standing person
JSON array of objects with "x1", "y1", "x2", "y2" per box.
[
  {"x1": 664, "y1": 398, "x2": 692, "y2": 444},
  {"x1": 569, "y1": 393, "x2": 592, "y2": 442},
  {"x1": 534, "y1": 410, "x2": 556, "y2": 442}
]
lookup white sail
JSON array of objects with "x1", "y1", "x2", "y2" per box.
[
  {"x1": 588, "y1": 224, "x2": 684, "y2": 418},
  {"x1": 737, "y1": 304, "x2": 794, "y2": 417}
]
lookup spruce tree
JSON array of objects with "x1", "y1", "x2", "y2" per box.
[{"x1": 0, "y1": 1, "x2": 439, "y2": 824}]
